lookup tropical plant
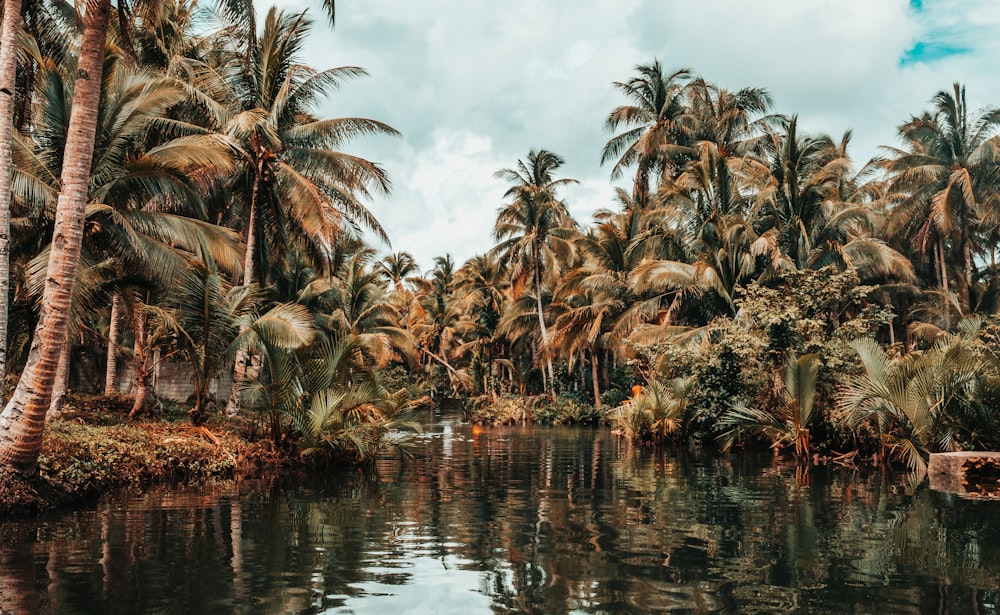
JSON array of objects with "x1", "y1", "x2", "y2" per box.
[
  {"x1": 883, "y1": 83, "x2": 1000, "y2": 312},
  {"x1": 838, "y1": 321, "x2": 990, "y2": 472},
  {"x1": 492, "y1": 148, "x2": 578, "y2": 390},
  {"x1": 287, "y1": 334, "x2": 420, "y2": 463},
  {"x1": 0, "y1": 0, "x2": 112, "y2": 474},
  {"x1": 601, "y1": 60, "x2": 692, "y2": 208},
  {"x1": 608, "y1": 377, "x2": 691, "y2": 443},
  {"x1": 719, "y1": 351, "x2": 820, "y2": 458}
]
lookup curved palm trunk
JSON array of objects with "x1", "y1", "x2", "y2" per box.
[
  {"x1": 0, "y1": 0, "x2": 22, "y2": 386},
  {"x1": 226, "y1": 173, "x2": 261, "y2": 417},
  {"x1": 0, "y1": 0, "x2": 110, "y2": 474},
  {"x1": 104, "y1": 292, "x2": 121, "y2": 394}
]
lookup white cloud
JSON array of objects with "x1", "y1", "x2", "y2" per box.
[
  {"x1": 280, "y1": 0, "x2": 1000, "y2": 267},
  {"x1": 365, "y1": 129, "x2": 508, "y2": 270}
]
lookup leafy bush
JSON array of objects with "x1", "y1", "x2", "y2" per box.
[
  {"x1": 608, "y1": 378, "x2": 691, "y2": 443},
  {"x1": 535, "y1": 394, "x2": 602, "y2": 425}
]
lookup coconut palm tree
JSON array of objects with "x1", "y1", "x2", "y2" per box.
[
  {"x1": 171, "y1": 7, "x2": 396, "y2": 415},
  {"x1": 883, "y1": 83, "x2": 1000, "y2": 312},
  {"x1": 14, "y1": 51, "x2": 239, "y2": 407},
  {"x1": 0, "y1": 0, "x2": 24, "y2": 385},
  {"x1": 0, "y1": 0, "x2": 111, "y2": 474},
  {"x1": 601, "y1": 60, "x2": 692, "y2": 209},
  {"x1": 377, "y1": 251, "x2": 418, "y2": 292},
  {"x1": 454, "y1": 252, "x2": 509, "y2": 397},
  {"x1": 492, "y1": 149, "x2": 578, "y2": 390}
]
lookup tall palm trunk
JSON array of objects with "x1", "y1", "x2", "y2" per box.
[
  {"x1": 590, "y1": 347, "x2": 602, "y2": 410},
  {"x1": 129, "y1": 303, "x2": 149, "y2": 417},
  {"x1": 633, "y1": 159, "x2": 650, "y2": 210},
  {"x1": 0, "y1": 0, "x2": 23, "y2": 385},
  {"x1": 961, "y1": 229, "x2": 973, "y2": 313},
  {"x1": 225, "y1": 171, "x2": 261, "y2": 416},
  {"x1": 47, "y1": 342, "x2": 70, "y2": 419},
  {"x1": 533, "y1": 251, "x2": 554, "y2": 391},
  {"x1": 0, "y1": 0, "x2": 110, "y2": 474},
  {"x1": 937, "y1": 236, "x2": 949, "y2": 292},
  {"x1": 105, "y1": 292, "x2": 121, "y2": 394}
]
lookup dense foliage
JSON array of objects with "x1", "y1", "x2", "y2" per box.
[{"x1": 2, "y1": 4, "x2": 1000, "y2": 473}]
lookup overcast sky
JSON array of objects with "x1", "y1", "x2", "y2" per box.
[{"x1": 277, "y1": 0, "x2": 1000, "y2": 272}]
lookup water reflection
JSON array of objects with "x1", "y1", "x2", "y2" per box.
[{"x1": 1, "y1": 419, "x2": 999, "y2": 614}]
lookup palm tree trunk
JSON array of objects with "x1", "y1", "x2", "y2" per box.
[
  {"x1": 533, "y1": 259, "x2": 554, "y2": 391},
  {"x1": 225, "y1": 174, "x2": 261, "y2": 416},
  {"x1": 0, "y1": 0, "x2": 22, "y2": 386},
  {"x1": 129, "y1": 305, "x2": 148, "y2": 418},
  {"x1": 590, "y1": 348, "x2": 602, "y2": 410},
  {"x1": 105, "y1": 292, "x2": 121, "y2": 394},
  {"x1": 0, "y1": 0, "x2": 110, "y2": 475},
  {"x1": 938, "y1": 236, "x2": 949, "y2": 291},
  {"x1": 962, "y1": 235, "x2": 973, "y2": 313},
  {"x1": 633, "y1": 159, "x2": 649, "y2": 209},
  {"x1": 47, "y1": 342, "x2": 70, "y2": 419}
]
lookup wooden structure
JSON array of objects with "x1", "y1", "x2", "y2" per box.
[{"x1": 928, "y1": 452, "x2": 1000, "y2": 498}]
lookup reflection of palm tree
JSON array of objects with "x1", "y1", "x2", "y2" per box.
[{"x1": 492, "y1": 149, "x2": 578, "y2": 390}]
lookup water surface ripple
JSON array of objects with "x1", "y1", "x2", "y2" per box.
[{"x1": 1, "y1": 418, "x2": 999, "y2": 614}]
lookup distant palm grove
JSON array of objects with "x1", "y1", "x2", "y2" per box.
[{"x1": 2, "y1": 0, "x2": 1000, "y2": 480}]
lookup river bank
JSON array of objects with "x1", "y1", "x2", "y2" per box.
[{"x1": 0, "y1": 395, "x2": 280, "y2": 518}]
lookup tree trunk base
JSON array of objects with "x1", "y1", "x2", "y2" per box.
[{"x1": 0, "y1": 465, "x2": 72, "y2": 518}]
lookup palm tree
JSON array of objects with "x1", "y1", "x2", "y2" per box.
[
  {"x1": 454, "y1": 252, "x2": 509, "y2": 397},
  {"x1": 492, "y1": 149, "x2": 578, "y2": 390},
  {"x1": 410, "y1": 257, "x2": 471, "y2": 395},
  {"x1": 14, "y1": 51, "x2": 239, "y2": 407},
  {"x1": 719, "y1": 351, "x2": 820, "y2": 459},
  {"x1": 377, "y1": 251, "x2": 418, "y2": 292},
  {"x1": 883, "y1": 83, "x2": 1000, "y2": 312},
  {"x1": 0, "y1": 0, "x2": 111, "y2": 475},
  {"x1": 0, "y1": 0, "x2": 24, "y2": 385},
  {"x1": 313, "y1": 247, "x2": 413, "y2": 372},
  {"x1": 174, "y1": 8, "x2": 397, "y2": 415},
  {"x1": 601, "y1": 60, "x2": 691, "y2": 209},
  {"x1": 0, "y1": 0, "x2": 346, "y2": 474},
  {"x1": 839, "y1": 327, "x2": 987, "y2": 472}
]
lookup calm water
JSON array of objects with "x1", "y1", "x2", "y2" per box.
[{"x1": 2, "y1": 417, "x2": 1000, "y2": 614}]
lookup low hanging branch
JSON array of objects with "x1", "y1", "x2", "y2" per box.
[{"x1": 419, "y1": 347, "x2": 470, "y2": 392}]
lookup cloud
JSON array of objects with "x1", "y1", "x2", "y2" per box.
[
  {"x1": 364, "y1": 129, "x2": 508, "y2": 271},
  {"x1": 279, "y1": 0, "x2": 1000, "y2": 266}
]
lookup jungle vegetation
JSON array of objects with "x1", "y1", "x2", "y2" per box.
[{"x1": 1, "y1": 0, "x2": 1000, "y2": 481}]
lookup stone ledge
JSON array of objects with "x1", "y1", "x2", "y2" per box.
[{"x1": 928, "y1": 452, "x2": 1000, "y2": 499}]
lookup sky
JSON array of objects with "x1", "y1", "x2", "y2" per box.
[{"x1": 275, "y1": 0, "x2": 1000, "y2": 272}]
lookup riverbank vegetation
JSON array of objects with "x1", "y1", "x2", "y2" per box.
[{"x1": 3, "y1": 1, "x2": 1000, "y2": 515}]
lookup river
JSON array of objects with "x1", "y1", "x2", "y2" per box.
[{"x1": 1, "y1": 416, "x2": 998, "y2": 614}]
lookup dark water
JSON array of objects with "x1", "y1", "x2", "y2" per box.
[{"x1": 2, "y1": 418, "x2": 1000, "y2": 614}]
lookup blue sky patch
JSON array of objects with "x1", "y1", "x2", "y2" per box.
[
  {"x1": 900, "y1": 41, "x2": 968, "y2": 66},
  {"x1": 910, "y1": 0, "x2": 922, "y2": 10}
]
